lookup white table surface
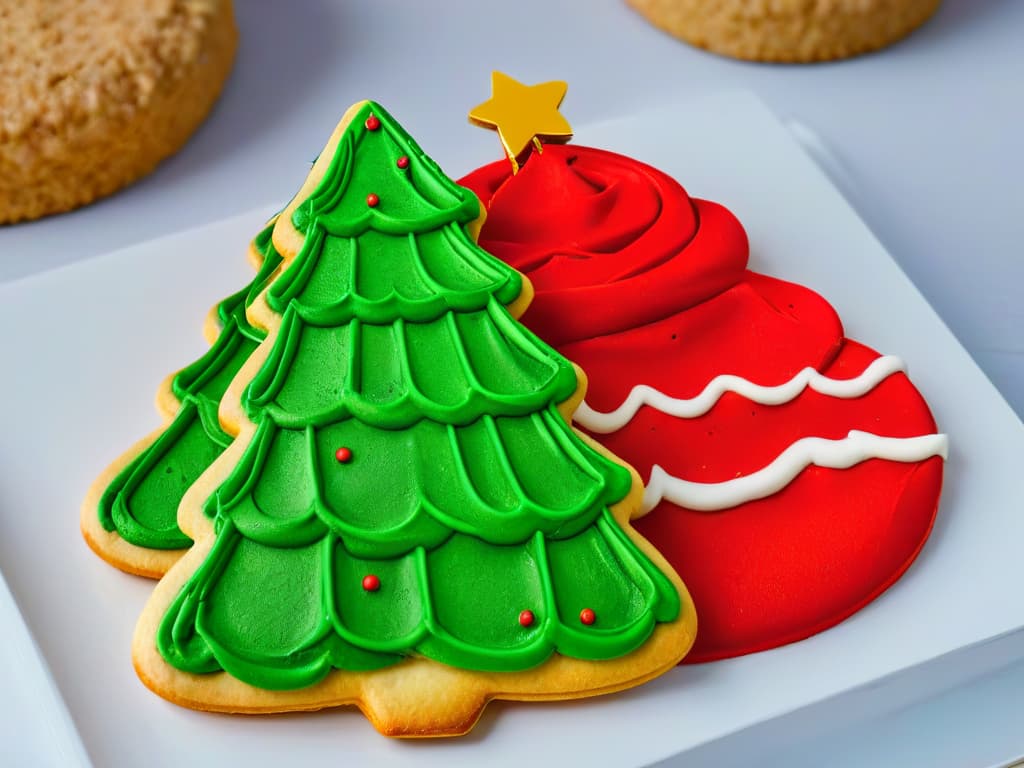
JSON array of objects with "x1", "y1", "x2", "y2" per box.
[{"x1": 2, "y1": 1, "x2": 1022, "y2": 765}]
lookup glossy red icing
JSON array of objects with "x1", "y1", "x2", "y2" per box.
[
  {"x1": 580, "y1": 608, "x2": 596, "y2": 626},
  {"x1": 459, "y1": 145, "x2": 943, "y2": 663}
]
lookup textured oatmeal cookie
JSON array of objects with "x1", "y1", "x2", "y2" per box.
[
  {"x1": 626, "y1": 0, "x2": 941, "y2": 62},
  {"x1": 0, "y1": 0, "x2": 237, "y2": 223}
]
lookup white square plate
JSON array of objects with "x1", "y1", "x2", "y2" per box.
[{"x1": 1, "y1": 92, "x2": 1021, "y2": 767}]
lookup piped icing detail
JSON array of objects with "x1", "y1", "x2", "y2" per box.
[
  {"x1": 575, "y1": 355, "x2": 909, "y2": 433},
  {"x1": 642, "y1": 431, "x2": 949, "y2": 513},
  {"x1": 96, "y1": 223, "x2": 282, "y2": 549},
  {"x1": 156, "y1": 101, "x2": 682, "y2": 687}
]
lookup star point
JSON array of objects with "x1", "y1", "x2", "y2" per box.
[{"x1": 469, "y1": 72, "x2": 573, "y2": 173}]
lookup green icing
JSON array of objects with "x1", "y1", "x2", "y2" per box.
[
  {"x1": 246, "y1": 299, "x2": 578, "y2": 429},
  {"x1": 97, "y1": 222, "x2": 282, "y2": 549},
  {"x1": 157, "y1": 102, "x2": 681, "y2": 686}
]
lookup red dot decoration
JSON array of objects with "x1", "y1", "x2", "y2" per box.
[
  {"x1": 335, "y1": 447, "x2": 352, "y2": 463},
  {"x1": 365, "y1": 115, "x2": 381, "y2": 131},
  {"x1": 580, "y1": 608, "x2": 596, "y2": 626},
  {"x1": 396, "y1": 155, "x2": 410, "y2": 170},
  {"x1": 362, "y1": 574, "x2": 381, "y2": 592},
  {"x1": 518, "y1": 610, "x2": 535, "y2": 628},
  {"x1": 366, "y1": 193, "x2": 379, "y2": 208}
]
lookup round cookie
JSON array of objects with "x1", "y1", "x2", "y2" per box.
[
  {"x1": 0, "y1": 0, "x2": 237, "y2": 224},
  {"x1": 625, "y1": 0, "x2": 941, "y2": 62}
]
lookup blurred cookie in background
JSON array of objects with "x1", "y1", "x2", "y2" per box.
[
  {"x1": 0, "y1": 0, "x2": 237, "y2": 224},
  {"x1": 626, "y1": 0, "x2": 941, "y2": 62}
]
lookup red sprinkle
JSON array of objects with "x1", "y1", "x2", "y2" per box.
[
  {"x1": 365, "y1": 115, "x2": 381, "y2": 131},
  {"x1": 335, "y1": 447, "x2": 352, "y2": 463},
  {"x1": 580, "y1": 608, "x2": 596, "y2": 626},
  {"x1": 362, "y1": 574, "x2": 381, "y2": 592},
  {"x1": 396, "y1": 155, "x2": 410, "y2": 169},
  {"x1": 366, "y1": 193, "x2": 379, "y2": 208},
  {"x1": 519, "y1": 610, "x2": 535, "y2": 628}
]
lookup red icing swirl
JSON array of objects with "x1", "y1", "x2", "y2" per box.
[
  {"x1": 461, "y1": 144, "x2": 943, "y2": 665},
  {"x1": 460, "y1": 145, "x2": 749, "y2": 345}
]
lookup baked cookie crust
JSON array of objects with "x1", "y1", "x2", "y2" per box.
[
  {"x1": 0, "y1": 0, "x2": 237, "y2": 223},
  {"x1": 626, "y1": 0, "x2": 941, "y2": 62}
]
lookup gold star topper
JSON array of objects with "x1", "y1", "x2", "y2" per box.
[{"x1": 469, "y1": 72, "x2": 573, "y2": 174}]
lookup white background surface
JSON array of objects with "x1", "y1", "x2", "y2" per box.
[
  {"x1": 1, "y1": 0, "x2": 1021, "y2": 422},
  {"x1": 1, "y1": 1, "x2": 1023, "y2": 765},
  {"x1": 2, "y1": 93, "x2": 1024, "y2": 768}
]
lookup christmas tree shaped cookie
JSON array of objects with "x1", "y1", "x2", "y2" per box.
[
  {"x1": 81, "y1": 223, "x2": 283, "y2": 577},
  {"x1": 133, "y1": 101, "x2": 696, "y2": 737}
]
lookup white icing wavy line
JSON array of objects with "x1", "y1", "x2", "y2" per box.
[
  {"x1": 575, "y1": 355, "x2": 908, "y2": 434},
  {"x1": 640, "y1": 430, "x2": 949, "y2": 514}
]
